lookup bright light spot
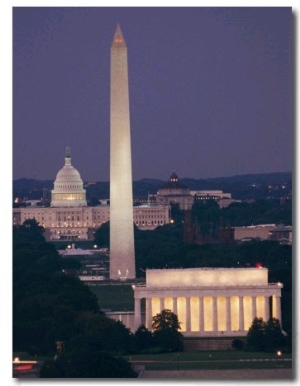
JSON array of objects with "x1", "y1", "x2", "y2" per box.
[
  {"x1": 14, "y1": 357, "x2": 19, "y2": 362},
  {"x1": 255, "y1": 262, "x2": 262, "y2": 268},
  {"x1": 277, "y1": 350, "x2": 282, "y2": 356}
]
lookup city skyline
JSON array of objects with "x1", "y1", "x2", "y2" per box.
[{"x1": 13, "y1": 7, "x2": 292, "y2": 181}]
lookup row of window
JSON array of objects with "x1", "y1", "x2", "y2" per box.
[
  {"x1": 134, "y1": 215, "x2": 166, "y2": 219},
  {"x1": 52, "y1": 194, "x2": 85, "y2": 200},
  {"x1": 54, "y1": 185, "x2": 83, "y2": 189},
  {"x1": 135, "y1": 221, "x2": 165, "y2": 226}
]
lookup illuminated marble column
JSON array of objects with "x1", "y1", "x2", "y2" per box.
[
  {"x1": 199, "y1": 297, "x2": 204, "y2": 332},
  {"x1": 110, "y1": 24, "x2": 135, "y2": 280},
  {"x1": 239, "y1": 296, "x2": 244, "y2": 331},
  {"x1": 159, "y1": 297, "x2": 164, "y2": 313},
  {"x1": 252, "y1": 296, "x2": 257, "y2": 321},
  {"x1": 264, "y1": 296, "x2": 270, "y2": 321},
  {"x1": 146, "y1": 298, "x2": 152, "y2": 330},
  {"x1": 226, "y1": 296, "x2": 231, "y2": 332},
  {"x1": 173, "y1": 297, "x2": 178, "y2": 315},
  {"x1": 275, "y1": 296, "x2": 282, "y2": 324},
  {"x1": 186, "y1": 297, "x2": 191, "y2": 332},
  {"x1": 212, "y1": 296, "x2": 218, "y2": 332},
  {"x1": 134, "y1": 298, "x2": 141, "y2": 330}
]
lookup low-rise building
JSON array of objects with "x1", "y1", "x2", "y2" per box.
[
  {"x1": 269, "y1": 225, "x2": 292, "y2": 244},
  {"x1": 234, "y1": 224, "x2": 292, "y2": 244},
  {"x1": 13, "y1": 149, "x2": 170, "y2": 241},
  {"x1": 234, "y1": 224, "x2": 276, "y2": 242},
  {"x1": 156, "y1": 172, "x2": 194, "y2": 210},
  {"x1": 132, "y1": 267, "x2": 283, "y2": 337}
]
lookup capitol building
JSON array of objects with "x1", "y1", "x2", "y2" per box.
[{"x1": 13, "y1": 148, "x2": 170, "y2": 241}]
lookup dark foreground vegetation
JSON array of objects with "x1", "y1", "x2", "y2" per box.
[
  {"x1": 13, "y1": 220, "x2": 138, "y2": 377},
  {"x1": 13, "y1": 196, "x2": 292, "y2": 377},
  {"x1": 94, "y1": 199, "x2": 292, "y2": 335}
]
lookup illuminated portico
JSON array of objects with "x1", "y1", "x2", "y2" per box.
[{"x1": 133, "y1": 268, "x2": 283, "y2": 337}]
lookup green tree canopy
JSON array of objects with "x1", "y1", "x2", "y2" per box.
[
  {"x1": 264, "y1": 318, "x2": 286, "y2": 352},
  {"x1": 152, "y1": 309, "x2": 181, "y2": 331},
  {"x1": 246, "y1": 317, "x2": 286, "y2": 352},
  {"x1": 94, "y1": 221, "x2": 109, "y2": 247},
  {"x1": 246, "y1": 317, "x2": 266, "y2": 351},
  {"x1": 134, "y1": 324, "x2": 154, "y2": 351},
  {"x1": 152, "y1": 309, "x2": 183, "y2": 352},
  {"x1": 40, "y1": 350, "x2": 137, "y2": 378}
]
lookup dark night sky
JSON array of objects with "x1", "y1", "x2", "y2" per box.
[{"x1": 13, "y1": 6, "x2": 293, "y2": 182}]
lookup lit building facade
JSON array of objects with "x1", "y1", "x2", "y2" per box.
[
  {"x1": 155, "y1": 173, "x2": 237, "y2": 210},
  {"x1": 234, "y1": 224, "x2": 277, "y2": 242},
  {"x1": 156, "y1": 172, "x2": 194, "y2": 210},
  {"x1": 133, "y1": 267, "x2": 283, "y2": 336},
  {"x1": 13, "y1": 149, "x2": 170, "y2": 241},
  {"x1": 13, "y1": 202, "x2": 170, "y2": 241},
  {"x1": 51, "y1": 147, "x2": 87, "y2": 207}
]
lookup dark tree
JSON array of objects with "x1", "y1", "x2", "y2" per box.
[
  {"x1": 232, "y1": 338, "x2": 244, "y2": 350},
  {"x1": 246, "y1": 317, "x2": 286, "y2": 352},
  {"x1": 134, "y1": 324, "x2": 154, "y2": 351},
  {"x1": 264, "y1": 318, "x2": 286, "y2": 352},
  {"x1": 88, "y1": 196, "x2": 100, "y2": 206},
  {"x1": 246, "y1": 317, "x2": 266, "y2": 351},
  {"x1": 72, "y1": 311, "x2": 135, "y2": 354},
  {"x1": 13, "y1": 219, "x2": 45, "y2": 247},
  {"x1": 192, "y1": 199, "x2": 220, "y2": 236},
  {"x1": 170, "y1": 202, "x2": 184, "y2": 224},
  {"x1": 61, "y1": 257, "x2": 81, "y2": 274},
  {"x1": 152, "y1": 309, "x2": 183, "y2": 352},
  {"x1": 152, "y1": 309, "x2": 181, "y2": 331},
  {"x1": 94, "y1": 221, "x2": 109, "y2": 247},
  {"x1": 40, "y1": 350, "x2": 137, "y2": 378},
  {"x1": 153, "y1": 328, "x2": 184, "y2": 352}
]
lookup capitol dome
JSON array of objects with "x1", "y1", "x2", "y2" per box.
[{"x1": 51, "y1": 148, "x2": 87, "y2": 207}]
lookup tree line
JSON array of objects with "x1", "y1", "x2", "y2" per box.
[
  {"x1": 13, "y1": 220, "x2": 183, "y2": 377},
  {"x1": 14, "y1": 215, "x2": 292, "y2": 377}
]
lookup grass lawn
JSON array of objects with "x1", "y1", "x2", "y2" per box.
[
  {"x1": 123, "y1": 351, "x2": 292, "y2": 371},
  {"x1": 89, "y1": 284, "x2": 134, "y2": 311}
]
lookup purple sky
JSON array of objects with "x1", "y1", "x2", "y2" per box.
[{"x1": 13, "y1": 7, "x2": 293, "y2": 182}]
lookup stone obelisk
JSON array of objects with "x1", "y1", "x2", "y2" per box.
[{"x1": 109, "y1": 24, "x2": 135, "y2": 280}]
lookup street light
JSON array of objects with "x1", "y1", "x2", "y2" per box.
[{"x1": 276, "y1": 350, "x2": 282, "y2": 368}]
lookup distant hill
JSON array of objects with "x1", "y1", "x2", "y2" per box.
[
  {"x1": 13, "y1": 172, "x2": 292, "y2": 201},
  {"x1": 13, "y1": 178, "x2": 54, "y2": 200}
]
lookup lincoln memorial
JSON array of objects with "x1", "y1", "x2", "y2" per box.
[{"x1": 132, "y1": 267, "x2": 283, "y2": 336}]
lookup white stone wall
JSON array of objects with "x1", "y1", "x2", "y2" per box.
[
  {"x1": 146, "y1": 268, "x2": 269, "y2": 287},
  {"x1": 13, "y1": 204, "x2": 170, "y2": 240},
  {"x1": 133, "y1": 269, "x2": 283, "y2": 337},
  {"x1": 234, "y1": 225, "x2": 276, "y2": 241}
]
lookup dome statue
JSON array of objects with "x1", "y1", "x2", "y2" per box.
[{"x1": 51, "y1": 148, "x2": 87, "y2": 207}]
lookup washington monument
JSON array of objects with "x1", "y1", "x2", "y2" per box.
[{"x1": 109, "y1": 25, "x2": 136, "y2": 280}]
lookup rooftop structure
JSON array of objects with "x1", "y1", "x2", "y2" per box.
[{"x1": 51, "y1": 147, "x2": 87, "y2": 207}]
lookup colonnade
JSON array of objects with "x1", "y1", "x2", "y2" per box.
[{"x1": 134, "y1": 293, "x2": 282, "y2": 335}]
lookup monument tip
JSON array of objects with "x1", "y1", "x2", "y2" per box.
[{"x1": 112, "y1": 23, "x2": 126, "y2": 47}]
